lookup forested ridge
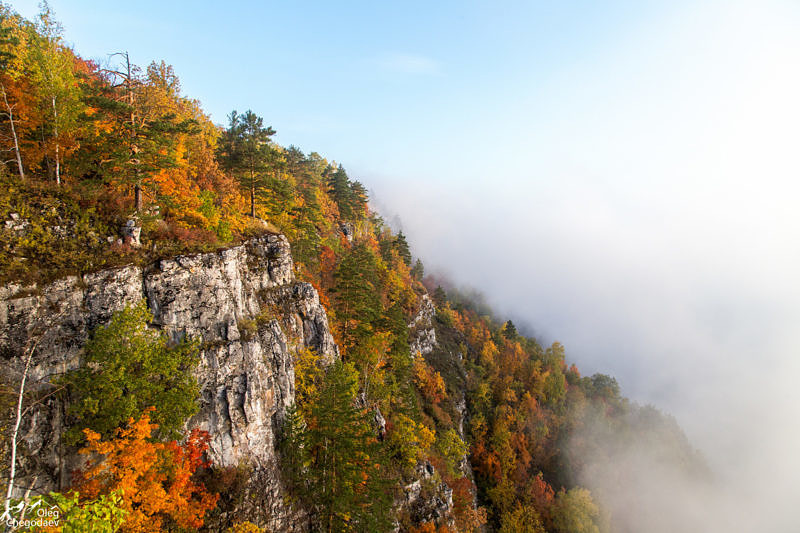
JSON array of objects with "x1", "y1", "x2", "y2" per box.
[{"x1": 0, "y1": 4, "x2": 704, "y2": 532}]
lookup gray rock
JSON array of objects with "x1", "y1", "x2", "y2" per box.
[
  {"x1": 121, "y1": 219, "x2": 141, "y2": 247},
  {"x1": 398, "y1": 461, "x2": 455, "y2": 529},
  {"x1": 409, "y1": 294, "x2": 437, "y2": 357},
  {"x1": 0, "y1": 232, "x2": 336, "y2": 531},
  {"x1": 339, "y1": 222, "x2": 354, "y2": 242}
]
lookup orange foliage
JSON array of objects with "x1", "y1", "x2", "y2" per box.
[
  {"x1": 450, "y1": 476, "x2": 488, "y2": 533},
  {"x1": 409, "y1": 522, "x2": 455, "y2": 533},
  {"x1": 73, "y1": 409, "x2": 219, "y2": 532},
  {"x1": 413, "y1": 359, "x2": 447, "y2": 405},
  {"x1": 528, "y1": 472, "x2": 556, "y2": 511},
  {"x1": 318, "y1": 245, "x2": 337, "y2": 290}
]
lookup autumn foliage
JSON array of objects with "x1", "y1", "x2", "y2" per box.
[
  {"x1": 72, "y1": 409, "x2": 218, "y2": 532},
  {"x1": 0, "y1": 5, "x2": 706, "y2": 532}
]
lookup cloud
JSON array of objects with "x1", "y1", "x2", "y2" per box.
[{"x1": 363, "y1": 1, "x2": 800, "y2": 530}]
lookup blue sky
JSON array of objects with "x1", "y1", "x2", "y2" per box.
[
  {"x1": 9, "y1": 1, "x2": 800, "y2": 529},
  {"x1": 12, "y1": 0, "x2": 660, "y2": 178}
]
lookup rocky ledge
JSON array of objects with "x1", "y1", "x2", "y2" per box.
[{"x1": 0, "y1": 232, "x2": 336, "y2": 531}]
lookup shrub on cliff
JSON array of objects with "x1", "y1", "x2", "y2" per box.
[{"x1": 62, "y1": 300, "x2": 200, "y2": 445}]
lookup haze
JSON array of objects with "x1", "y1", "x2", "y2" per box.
[{"x1": 13, "y1": 0, "x2": 800, "y2": 529}]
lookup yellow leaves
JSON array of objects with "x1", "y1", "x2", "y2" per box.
[
  {"x1": 226, "y1": 522, "x2": 266, "y2": 533},
  {"x1": 413, "y1": 359, "x2": 447, "y2": 405},
  {"x1": 418, "y1": 424, "x2": 436, "y2": 454},
  {"x1": 480, "y1": 340, "x2": 499, "y2": 367},
  {"x1": 294, "y1": 348, "x2": 322, "y2": 411},
  {"x1": 81, "y1": 428, "x2": 101, "y2": 445},
  {"x1": 387, "y1": 413, "x2": 435, "y2": 467},
  {"x1": 502, "y1": 388, "x2": 518, "y2": 405}
]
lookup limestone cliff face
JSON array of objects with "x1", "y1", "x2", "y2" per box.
[
  {"x1": 409, "y1": 294, "x2": 437, "y2": 357},
  {"x1": 0, "y1": 233, "x2": 336, "y2": 530},
  {"x1": 405, "y1": 292, "x2": 479, "y2": 530}
]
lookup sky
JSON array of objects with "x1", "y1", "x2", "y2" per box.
[{"x1": 10, "y1": 0, "x2": 800, "y2": 529}]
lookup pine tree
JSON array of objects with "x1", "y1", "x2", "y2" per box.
[
  {"x1": 432, "y1": 285, "x2": 447, "y2": 307},
  {"x1": 282, "y1": 362, "x2": 394, "y2": 532},
  {"x1": 394, "y1": 231, "x2": 412, "y2": 266},
  {"x1": 327, "y1": 165, "x2": 354, "y2": 220},
  {"x1": 411, "y1": 258, "x2": 424, "y2": 281},
  {"x1": 82, "y1": 53, "x2": 195, "y2": 209},
  {"x1": 332, "y1": 243, "x2": 382, "y2": 355},
  {"x1": 279, "y1": 403, "x2": 308, "y2": 499},
  {"x1": 306, "y1": 361, "x2": 393, "y2": 532},
  {"x1": 218, "y1": 109, "x2": 277, "y2": 218}
]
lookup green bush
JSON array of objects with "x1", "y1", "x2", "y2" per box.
[{"x1": 62, "y1": 300, "x2": 200, "y2": 445}]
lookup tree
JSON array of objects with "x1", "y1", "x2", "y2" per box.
[
  {"x1": 327, "y1": 166, "x2": 367, "y2": 221},
  {"x1": 395, "y1": 231, "x2": 412, "y2": 266},
  {"x1": 72, "y1": 410, "x2": 219, "y2": 532},
  {"x1": 499, "y1": 503, "x2": 546, "y2": 533},
  {"x1": 385, "y1": 413, "x2": 434, "y2": 470},
  {"x1": 411, "y1": 258, "x2": 424, "y2": 281},
  {"x1": 436, "y1": 428, "x2": 468, "y2": 477},
  {"x1": 85, "y1": 52, "x2": 194, "y2": 209},
  {"x1": 282, "y1": 361, "x2": 394, "y2": 532},
  {"x1": 218, "y1": 109, "x2": 276, "y2": 218},
  {"x1": 0, "y1": 6, "x2": 27, "y2": 180},
  {"x1": 28, "y1": 1, "x2": 82, "y2": 185},
  {"x1": 551, "y1": 488, "x2": 602, "y2": 533},
  {"x1": 502, "y1": 320, "x2": 517, "y2": 339},
  {"x1": 29, "y1": 490, "x2": 127, "y2": 532},
  {"x1": 62, "y1": 300, "x2": 200, "y2": 445},
  {"x1": 331, "y1": 243, "x2": 382, "y2": 355},
  {"x1": 1, "y1": 307, "x2": 67, "y2": 522},
  {"x1": 432, "y1": 286, "x2": 447, "y2": 307}
]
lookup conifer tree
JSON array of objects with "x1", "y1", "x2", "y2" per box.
[
  {"x1": 83, "y1": 53, "x2": 195, "y2": 209},
  {"x1": 327, "y1": 165, "x2": 353, "y2": 220},
  {"x1": 395, "y1": 231, "x2": 412, "y2": 266},
  {"x1": 411, "y1": 258, "x2": 424, "y2": 281},
  {"x1": 327, "y1": 166, "x2": 367, "y2": 221},
  {"x1": 332, "y1": 243, "x2": 382, "y2": 354},
  {"x1": 282, "y1": 361, "x2": 394, "y2": 532},
  {"x1": 218, "y1": 109, "x2": 277, "y2": 218},
  {"x1": 432, "y1": 285, "x2": 447, "y2": 307}
]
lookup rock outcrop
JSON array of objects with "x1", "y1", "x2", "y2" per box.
[
  {"x1": 0, "y1": 232, "x2": 336, "y2": 531},
  {"x1": 399, "y1": 461, "x2": 455, "y2": 531},
  {"x1": 409, "y1": 294, "x2": 437, "y2": 357}
]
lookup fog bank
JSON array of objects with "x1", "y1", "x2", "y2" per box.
[{"x1": 364, "y1": 2, "x2": 800, "y2": 529}]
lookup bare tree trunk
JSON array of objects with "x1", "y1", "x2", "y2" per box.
[
  {"x1": 1, "y1": 309, "x2": 65, "y2": 522},
  {"x1": 51, "y1": 95, "x2": 59, "y2": 185},
  {"x1": 135, "y1": 170, "x2": 142, "y2": 212},
  {"x1": 2, "y1": 341, "x2": 36, "y2": 519},
  {"x1": 250, "y1": 167, "x2": 255, "y2": 218},
  {"x1": 1, "y1": 82, "x2": 24, "y2": 181},
  {"x1": 122, "y1": 52, "x2": 142, "y2": 213},
  {"x1": 16, "y1": 475, "x2": 39, "y2": 523}
]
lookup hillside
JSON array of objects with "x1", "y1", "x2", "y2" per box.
[{"x1": 0, "y1": 4, "x2": 705, "y2": 532}]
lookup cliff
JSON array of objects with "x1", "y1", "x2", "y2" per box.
[{"x1": 0, "y1": 232, "x2": 336, "y2": 530}]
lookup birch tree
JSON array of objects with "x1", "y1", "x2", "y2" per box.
[
  {"x1": 28, "y1": 1, "x2": 81, "y2": 185},
  {"x1": 0, "y1": 7, "x2": 26, "y2": 180}
]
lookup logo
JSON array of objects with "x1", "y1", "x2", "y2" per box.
[{"x1": 2, "y1": 499, "x2": 61, "y2": 529}]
